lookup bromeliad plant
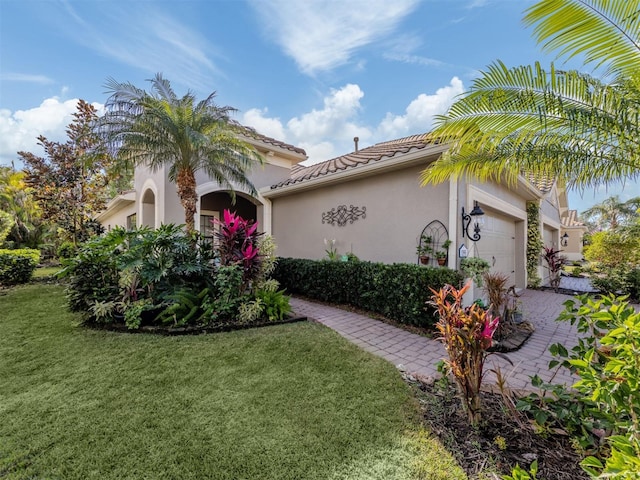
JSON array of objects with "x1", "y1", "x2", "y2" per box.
[{"x1": 430, "y1": 281, "x2": 499, "y2": 426}]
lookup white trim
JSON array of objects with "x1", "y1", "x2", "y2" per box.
[
  {"x1": 467, "y1": 184, "x2": 526, "y2": 220},
  {"x1": 196, "y1": 182, "x2": 270, "y2": 234},
  {"x1": 95, "y1": 191, "x2": 135, "y2": 223},
  {"x1": 447, "y1": 176, "x2": 458, "y2": 268},
  {"x1": 139, "y1": 178, "x2": 160, "y2": 228},
  {"x1": 541, "y1": 214, "x2": 562, "y2": 231},
  {"x1": 260, "y1": 143, "x2": 450, "y2": 198},
  {"x1": 261, "y1": 196, "x2": 272, "y2": 235}
]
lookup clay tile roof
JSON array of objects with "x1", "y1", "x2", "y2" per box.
[
  {"x1": 562, "y1": 209, "x2": 584, "y2": 227},
  {"x1": 271, "y1": 133, "x2": 433, "y2": 189},
  {"x1": 526, "y1": 173, "x2": 555, "y2": 193},
  {"x1": 239, "y1": 126, "x2": 306, "y2": 156}
]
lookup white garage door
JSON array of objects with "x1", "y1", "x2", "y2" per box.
[{"x1": 476, "y1": 211, "x2": 516, "y2": 287}]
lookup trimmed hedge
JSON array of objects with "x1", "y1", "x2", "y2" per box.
[
  {"x1": 0, "y1": 248, "x2": 41, "y2": 286},
  {"x1": 273, "y1": 258, "x2": 463, "y2": 329}
]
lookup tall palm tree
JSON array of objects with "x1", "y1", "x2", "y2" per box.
[
  {"x1": 97, "y1": 74, "x2": 263, "y2": 233},
  {"x1": 582, "y1": 195, "x2": 640, "y2": 231},
  {"x1": 421, "y1": 0, "x2": 640, "y2": 189}
]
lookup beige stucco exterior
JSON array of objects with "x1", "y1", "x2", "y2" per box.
[
  {"x1": 269, "y1": 163, "x2": 450, "y2": 264},
  {"x1": 97, "y1": 130, "x2": 573, "y2": 301}
]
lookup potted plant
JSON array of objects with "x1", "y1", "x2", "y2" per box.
[
  {"x1": 416, "y1": 235, "x2": 433, "y2": 264},
  {"x1": 460, "y1": 257, "x2": 490, "y2": 286},
  {"x1": 437, "y1": 239, "x2": 452, "y2": 266}
]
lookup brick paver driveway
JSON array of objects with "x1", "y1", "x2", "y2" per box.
[{"x1": 291, "y1": 289, "x2": 582, "y2": 393}]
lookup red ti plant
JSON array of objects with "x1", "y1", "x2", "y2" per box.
[
  {"x1": 214, "y1": 209, "x2": 262, "y2": 289},
  {"x1": 542, "y1": 246, "x2": 565, "y2": 293},
  {"x1": 430, "y1": 281, "x2": 499, "y2": 426}
]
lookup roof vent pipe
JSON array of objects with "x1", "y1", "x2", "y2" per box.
[{"x1": 354, "y1": 136, "x2": 359, "y2": 152}]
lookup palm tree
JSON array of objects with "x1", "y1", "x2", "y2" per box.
[
  {"x1": 97, "y1": 74, "x2": 263, "y2": 233},
  {"x1": 0, "y1": 166, "x2": 42, "y2": 247},
  {"x1": 582, "y1": 195, "x2": 640, "y2": 231},
  {"x1": 421, "y1": 0, "x2": 640, "y2": 189}
]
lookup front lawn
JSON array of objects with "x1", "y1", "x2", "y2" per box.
[{"x1": 0, "y1": 284, "x2": 465, "y2": 479}]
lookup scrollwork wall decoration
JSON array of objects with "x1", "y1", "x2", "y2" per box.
[{"x1": 322, "y1": 205, "x2": 366, "y2": 227}]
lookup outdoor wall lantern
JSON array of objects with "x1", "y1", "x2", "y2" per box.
[
  {"x1": 562, "y1": 232, "x2": 569, "y2": 247},
  {"x1": 461, "y1": 201, "x2": 485, "y2": 241}
]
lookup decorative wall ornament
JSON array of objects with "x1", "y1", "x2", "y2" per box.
[{"x1": 322, "y1": 205, "x2": 366, "y2": 227}]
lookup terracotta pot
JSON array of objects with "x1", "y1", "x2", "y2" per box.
[
  {"x1": 419, "y1": 256, "x2": 430, "y2": 265},
  {"x1": 437, "y1": 257, "x2": 446, "y2": 266}
]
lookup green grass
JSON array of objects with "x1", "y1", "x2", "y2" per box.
[
  {"x1": 31, "y1": 266, "x2": 62, "y2": 279},
  {"x1": 0, "y1": 284, "x2": 466, "y2": 480}
]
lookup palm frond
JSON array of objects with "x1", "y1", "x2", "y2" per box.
[
  {"x1": 524, "y1": 0, "x2": 640, "y2": 78},
  {"x1": 423, "y1": 60, "x2": 640, "y2": 188}
]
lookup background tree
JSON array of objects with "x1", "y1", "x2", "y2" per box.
[
  {"x1": 421, "y1": 0, "x2": 640, "y2": 189},
  {"x1": 581, "y1": 195, "x2": 640, "y2": 232},
  {"x1": 0, "y1": 165, "x2": 44, "y2": 248},
  {"x1": 19, "y1": 100, "x2": 113, "y2": 245},
  {"x1": 96, "y1": 73, "x2": 263, "y2": 234},
  {"x1": 584, "y1": 231, "x2": 640, "y2": 267}
]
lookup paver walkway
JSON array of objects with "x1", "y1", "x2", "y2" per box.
[{"x1": 290, "y1": 289, "x2": 581, "y2": 393}]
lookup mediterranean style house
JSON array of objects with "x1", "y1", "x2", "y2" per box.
[{"x1": 97, "y1": 129, "x2": 572, "y2": 297}]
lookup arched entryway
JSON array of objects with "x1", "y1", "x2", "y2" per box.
[
  {"x1": 199, "y1": 191, "x2": 262, "y2": 241},
  {"x1": 141, "y1": 189, "x2": 156, "y2": 228}
]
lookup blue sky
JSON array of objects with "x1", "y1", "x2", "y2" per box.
[{"x1": 1, "y1": 0, "x2": 637, "y2": 213}]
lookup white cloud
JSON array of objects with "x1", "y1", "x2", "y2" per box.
[
  {"x1": 249, "y1": 0, "x2": 420, "y2": 75},
  {"x1": 378, "y1": 77, "x2": 465, "y2": 138},
  {"x1": 244, "y1": 84, "x2": 372, "y2": 163},
  {"x1": 243, "y1": 79, "x2": 466, "y2": 164},
  {"x1": 0, "y1": 98, "x2": 104, "y2": 166},
  {"x1": 59, "y1": 1, "x2": 221, "y2": 91},
  {"x1": 242, "y1": 108, "x2": 287, "y2": 141},
  {"x1": 0, "y1": 73, "x2": 54, "y2": 84},
  {"x1": 382, "y1": 34, "x2": 445, "y2": 67}
]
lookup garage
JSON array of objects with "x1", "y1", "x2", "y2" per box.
[{"x1": 475, "y1": 210, "x2": 517, "y2": 288}]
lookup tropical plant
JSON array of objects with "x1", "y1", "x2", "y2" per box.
[
  {"x1": 255, "y1": 288, "x2": 292, "y2": 322},
  {"x1": 483, "y1": 271, "x2": 510, "y2": 318},
  {"x1": 96, "y1": 73, "x2": 263, "y2": 233},
  {"x1": 460, "y1": 256, "x2": 490, "y2": 286},
  {"x1": 0, "y1": 166, "x2": 45, "y2": 248},
  {"x1": 421, "y1": 0, "x2": 640, "y2": 191},
  {"x1": 430, "y1": 281, "x2": 500, "y2": 426},
  {"x1": 549, "y1": 294, "x2": 640, "y2": 478},
  {"x1": 324, "y1": 238, "x2": 339, "y2": 261},
  {"x1": 542, "y1": 246, "x2": 565, "y2": 292},
  {"x1": 214, "y1": 209, "x2": 262, "y2": 290},
  {"x1": 582, "y1": 195, "x2": 640, "y2": 232}
]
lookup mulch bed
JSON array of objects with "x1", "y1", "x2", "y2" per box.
[
  {"x1": 404, "y1": 373, "x2": 589, "y2": 480},
  {"x1": 85, "y1": 315, "x2": 308, "y2": 335}
]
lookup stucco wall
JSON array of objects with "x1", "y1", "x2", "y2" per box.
[
  {"x1": 193, "y1": 162, "x2": 291, "y2": 192},
  {"x1": 271, "y1": 164, "x2": 450, "y2": 264},
  {"x1": 101, "y1": 203, "x2": 136, "y2": 230}
]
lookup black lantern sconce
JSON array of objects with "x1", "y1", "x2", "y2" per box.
[
  {"x1": 562, "y1": 232, "x2": 569, "y2": 247},
  {"x1": 461, "y1": 201, "x2": 485, "y2": 241}
]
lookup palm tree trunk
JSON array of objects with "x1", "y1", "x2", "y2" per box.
[{"x1": 176, "y1": 168, "x2": 198, "y2": 234}]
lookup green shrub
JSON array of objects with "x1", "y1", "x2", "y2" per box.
[
  {"x1": 255, "y1": 288, "x2": 292, "y2": 322},
  {"x1": 518, "y1": 294, "x2": 640, "y2": 479},
  {"x1": 0, "y1": 248, "x2": 40, "y2": 285},
  {"x1": 273, "y1": 258, "x2": 463, "y2": 328},
  {"x1": 59, "y1": 225, "x2": 215, "y2": 325},
  {"x1": 57, "y1": 241, "x2": 78, "y2": 259}
]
